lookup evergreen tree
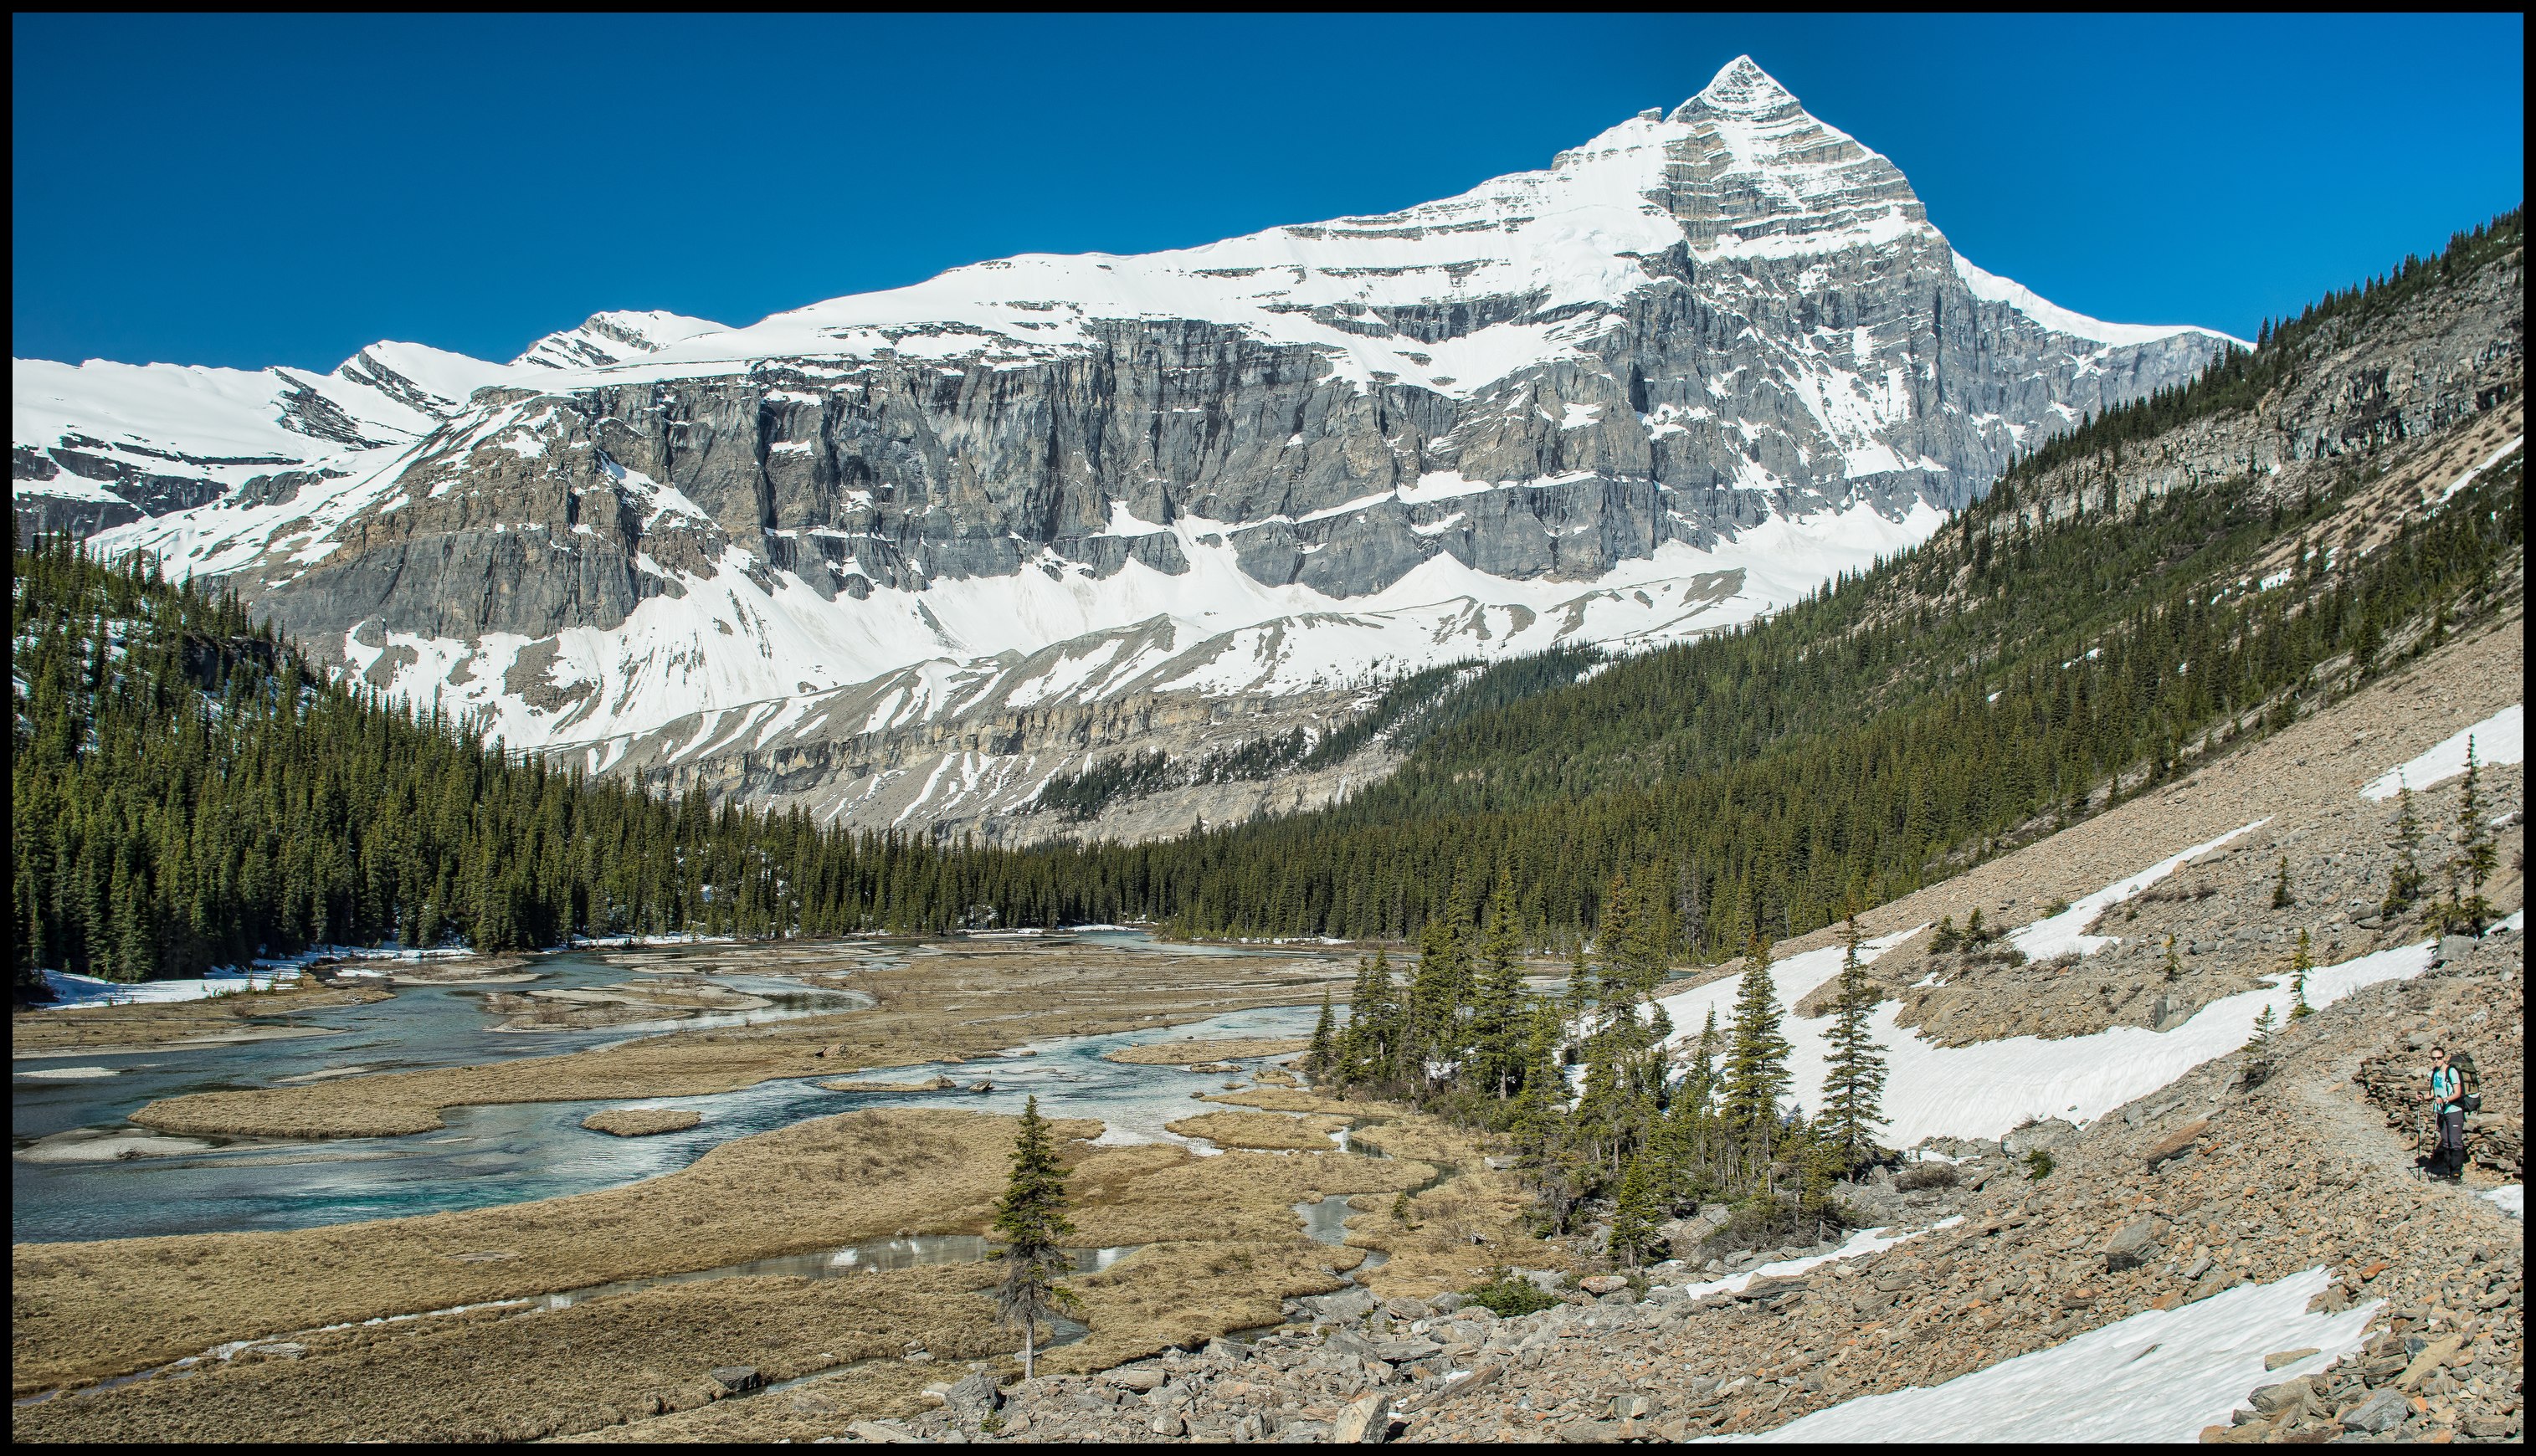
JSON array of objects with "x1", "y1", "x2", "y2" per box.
[
  {"x1": 2441, "y1": 739, "x2": 2497, "y2": 933},
  {"x1": 2288, "y1": 930, "x2": 2314, "y2": 1019},
  {"x1": 1607, "y1": 1155, "x2": 1663, "y2": 1269},
  {"x1": 2161, "y1": 936, "x2": 2183, "y2": 982},
  {"x1": 1306, "y1": 991, "x2": 1336, "y2": 1080},
  {"x1": 2271, "y1": 856, "x2": 2294, "y2": 910},
  {"x1": 1470, "y1": 879, "x2": 1530, "y2": 1101},
  {"x1": 991, "y1": 1095, "x2": 1078, "y2": 1380},
  {"x1": 1819, "y1": 915, "x2": 1887, "y2": 1171},
  {"x1": 2251, "y1": 1003, "x2": 2277, "y2": 1043},
  {"x1": 1721, "y1": 933, "x2": 1792, "y2": 1181},
  {"x1": 2383, "y1": 782, "x2": 2426, "y2": 915}
]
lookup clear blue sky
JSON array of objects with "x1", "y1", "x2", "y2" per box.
[{"x1": 13, "y1": 14, "x2": 2523, "y2": 372}]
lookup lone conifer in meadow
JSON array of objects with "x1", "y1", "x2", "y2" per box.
[
  {"x1": 1820, "y1": 915, "x2": 1888, "y2": 1171},
  {"x1": 992, "y1": 1095, "x2": 1078, "y2": 1381}
]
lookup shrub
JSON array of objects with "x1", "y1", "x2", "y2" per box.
[
  {"x1": 1461, "y1": 1270, "x2": 1561, "y2": 1317},
  {"x1": 2023, "y1": 1150, "x2": 2056, "y2": 1180},
  {"x1": 1893, "y1": 1161, "x2": 1959, "y2": 1192}
]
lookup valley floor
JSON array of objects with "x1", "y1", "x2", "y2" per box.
[{"x1": 9, "y1": 615, "x2": 2523, "y2": 1445}]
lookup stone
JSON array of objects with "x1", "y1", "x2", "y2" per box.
[
  {"x1": 1148, "y1": 1409, "x2": 1185, "y2": 1437},
  {"x1": 1333, "y1": 1391, "x2": 1394, "y2": 1443},
  {"x1": 1373, "y1": 1339, "x2": 1443, "y2": 1364},
  {"x1": 1429, "y1": 1292, "x2": 1467, "y2": 1314},
  {"x1": 1382, "y1": 1295, "x2": 1434, "y2": 1320},
  {"x1": 1307, "y1": 1288, "x2": 1380, "y2": 1322},
  {"x1": 1103, "y1": 1366, "x2": 1166, "y2": 1393},
  {"x1": 846, "y1": 1418, "x2": 917, "y2": 1443},
  {"x1": 2249, "y1": 1380, "x2": 2313, "y2": 1416},
  {"x1": 1578, "y1": 1274, "x2": 1630, "y2": 1295},
  {"x1": 2339, "y1": 1387, "x2": 2410, "y2": 1433},
  {"x1": 2434, "y1": 936, "x2": 2478, "y2": 966},
  {"x1": 2103, "y1": 1218, "x2": 2163, "y2": 1272},
  {"x1": 2144, "y1": 1120, "x2": 2211, "y2": 1169},
  {"x1": 2263, "y1": 1348, "x2": 2322, "y2": 1371},
  {"x1": 2397, "y1": 1335, "x2": 2462, "y2": 1390},
  {"x1": 943, "y1": 1371, "x2": 1003, "y2": 1419},
  {"x1": 708, "y1": 1366, "x2": 762, "y2": 1395}
]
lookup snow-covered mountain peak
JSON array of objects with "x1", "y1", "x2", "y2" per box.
[
  {"x1": 513, "y1": 310, "x2": 728, "y2": 371},
  {"x1": 1683, "y1": 54, "x2": 1799, "y2": 115}
]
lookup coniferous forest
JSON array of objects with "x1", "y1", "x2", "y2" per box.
[{"x1": 11, "y1": 213, "x2": 2524, "y2": 996}]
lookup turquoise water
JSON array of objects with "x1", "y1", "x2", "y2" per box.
[{"x1": 12, "y1": 936, "x2": 1327, "y2": 1243}]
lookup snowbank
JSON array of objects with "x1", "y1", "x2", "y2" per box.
[
  {"x1": 39, "y1": 968, "x2": 301, "y2": 1007},
  {"x1": 1738, "y1": 1268, "x2": 2378, "y2": 1443},
  {"x1": 1666, "y1": 1217, "x2": 1964, "y2": 1300},
  {"x1": 1655, "y1": 928, "x2": 2438, "y2": 1145},
  {"x1": 2010, "y1": 819, "x2": 2266, "y2": 961},
  {"x1": 2361, "y1": 705, "x2": 2523, "y2": 799},
  {"x1": 2481, "y1": 1185, "x2": 2523, "y2": 1221}
]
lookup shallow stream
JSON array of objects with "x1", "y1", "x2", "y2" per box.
[{"x1": 12, "y1": 934, "x2": 1327, "y2": 1243}]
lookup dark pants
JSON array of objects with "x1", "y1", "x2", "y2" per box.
[{"x1": 2436, "y1": 1108, "x2": 2466, "y2": 1175}]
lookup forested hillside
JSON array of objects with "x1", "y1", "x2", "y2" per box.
[{"x1": 13, "y1": 213, "x2": 2522, "y2": 990}]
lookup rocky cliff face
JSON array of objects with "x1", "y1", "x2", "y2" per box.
[{"x1": 20, "y1": 58, "x2": 2230, "y2": 833}]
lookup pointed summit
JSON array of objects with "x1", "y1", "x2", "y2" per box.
[{"x1": 1677, "y1": 55, "x2": 1799, "y2": 119}]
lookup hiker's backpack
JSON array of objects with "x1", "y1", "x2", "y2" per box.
[{"x1": 2453, "y1": 1050, "x2": 2483, "y2": 1113}]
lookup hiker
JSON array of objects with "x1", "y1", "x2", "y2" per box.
[{"x1": 2415, "y1": 1046, "x2": 2467, "y2": 1181}]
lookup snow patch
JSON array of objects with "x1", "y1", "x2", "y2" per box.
[
  {"x1": 1747, "y1": 1267, "x2": 2375, "y2": 1443},
  {"x1": 2009, "y1": 820, "x2": 2266, "y2": 961},
  {"x1": 2360, "y1": 705, "x2": 2523, "y2": 799}
]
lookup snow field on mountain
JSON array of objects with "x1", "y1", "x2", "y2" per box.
[
  {"x1": 1740, "y1": 1267, "x2": 2378, "y2": 1443},
  {"x1": 2434, "y1": 434, "x2": 2523, "y2": 505},
  {"x1": 2008, "y1": 819, "x2": 2267, "y2": 961},
  {"x1": 1653, "y1": 847, "x2": 2442, "y2": 1146},
  {"x1": 365, "y1": 493, "x2": 1948, "y2": 756},
  {"x1": 2360, "y1": 704, "x2": 2523, "y2": 799}
]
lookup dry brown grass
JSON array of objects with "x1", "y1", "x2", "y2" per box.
[
  {"x1": 1164, "y1": 1110, "x2": 1348, "y2": 1150},
  {"x1": 126, "y1": 941, "x2": 1348, "y2": 1139},
  {"x1": 12, "y1": 1264, "x2": 1015, "y2": 1443},
  {"x1": 580, "y1": 1108, "x2": 703, "y2": 1137},
  {"x1": 11, "y1": 1108, "x2": 1094, "y2": 1397},
  {"x1": 10, "y1": 982, "x2": 391, "y2": 1056},
  {"x1": 1101, "y1": 1037, "x2": 1310, "y2": 1065}
]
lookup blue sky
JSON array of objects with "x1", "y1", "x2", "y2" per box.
[{"x1": 13, "y1": 14, "x2": 2523, "y2": 371}]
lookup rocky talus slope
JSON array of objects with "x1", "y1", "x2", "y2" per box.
[{"x1": 846, "y1": 617, "x2": 2524, "y2": 1443}]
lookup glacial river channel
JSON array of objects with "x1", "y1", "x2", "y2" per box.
[{"x1": 12, "y1": 933, "x2": 1327, "y2": 1244}]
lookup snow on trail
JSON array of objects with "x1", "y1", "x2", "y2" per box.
[
  {"x1": 2009, "y1": 819, "x2": 2266, "y2": 961},
  {"x1": 1733, "y1": 1268, "x2": 2378, "y2": 1443},
  {"x1": 2482, "y1": 1186, "x2": 2523, "y2": 1221},
  {"x1": 2361, "y1": 704, "x2": 2523, "y2": 799},
  {"x1": 1655, "y1": 861, "x2": 2441, "y2": 1144},
  {"x1": 1664, "y1": 1218, "x2": 1963, "y2": 1300}
]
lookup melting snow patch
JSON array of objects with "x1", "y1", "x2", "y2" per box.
[
  {"x1": 2435, "y1": 435, "x2": 2523, "y2": 505},
  {"x1": 1655, "y1": 933, "x2": 2436, "y2": 1145},
  {"x1": 2481, "y1": 1185, "x2": 2523, "y2": 1221},
  {"x1": 2009, "y1": 820, "x2": 2266, "y2": 961},
  {"x1": 1667, "y1": 1218, "x2": 1961, "y2": 1300},
  {"x1": 1738, "y1": 1268, "x2": 2375, "y2": 1443},
  {"x1": 2360, "y1": 705, "x2": 2523, "y2": 799},
  {"x1": 38, "y1": 968, "x2": 302, "y2": 1007}
]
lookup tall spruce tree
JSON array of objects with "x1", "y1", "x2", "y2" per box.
[
  {"x1": 991, "y1": 1095, "x2": 1078, "y2": 1380},
  {"x1": 1819, "y1": 914, "x2": 1888, "y2": 1171},
  {"x1": 1721, "y1": 932, "x2": 1793, "y2": 1180},
  {"x1": 1306, "y1": 990, "x2": 1337, "y2": 1080}
]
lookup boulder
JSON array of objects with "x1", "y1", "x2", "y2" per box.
[
  {"x1": 2338, "y1": 1387, "x2": 2409, "y2": 1433},
  {"x1": 1373, "y1": 1338, "x2": 1443, "y2": 1364},
  {"x1": 2435, "y1": 935, "x2": 2479, "y2": 966},
  {"x1": 1578, "y1": 1274, "x2": 1630, "y2": 1295},
  {"x1": 1382, "y1": 1295, "x2": 1433, "y2": 1320},
  {"x1": 2002, "y1": 1119, "x2": 2078, "y2": 1156},
  {"x1": 2263, "y1": 1347, "x2": 2320, "y2": 1371},
  {"x1": 1104, "y1": 1367, "x2": 1166, "y2": 1393},
  {"x1": 2145, "y1": 1119, "x2": 2212, "y2": 1170},
  {"x1": 1429, "y1": 1291, "x2": 1467, "y2": 1314},
  {"x1": 1333, "y1": 1391, "x2": 1394, "y2": 1443},
  {"x1": 846, "y1": 1418, "x2": 916, "y2": 1443},
  {"x1": 2102, "y1": 1218, "x2": 2163, "y2": 1272},
  {"x1": 708, "y1": 1366, "x2": 762, "y2": 1395},
  {"x1": 1304, "y1": 1287, "x2": 1378, "y2": 1322},
  {"x1": 943, "y1": 1371, "x2": 1003, "y2": 1420}
]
